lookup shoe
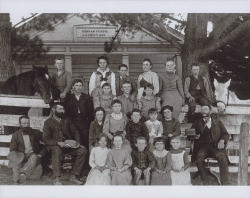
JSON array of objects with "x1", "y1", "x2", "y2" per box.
[
  {"x1": 53, "y1": 177, "x2": 63, "y2": 185},
  {"x1": 19, "y1": 173, "x2": 26, "y2": 184},
  {"x1": 69, "y1": 175, "x2": 83, "y2": 185}
]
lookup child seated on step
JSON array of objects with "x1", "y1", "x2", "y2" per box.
[
  {"x1": 93, "y1": 82, "x2": 114, "y2": 115},
  {"x1": 151, "y1": 137, "x2": 172, "y2": 185},
  {"x1": 138, "y1": 84, "x2": 161, "y2": 119},
  {"x1": 117, "y1": 81, "x2": 138, "y2": 118},
  {"x1": 131, "y1": 136, "x2": 155, "y2": 185},
  {"x1": 103, "y1": 99, "x2": 131, "y2": 152},
  {"x1": 50, "y1": 57, "x2": 72, "y2": 102},
  {"x1": 125, "y1": 109, "x2": 149, "y2": 149},
  {"x1": 89, "y1": 107, "x2": 106, "y2": 152},
  {"x1": 170, "y1": 135, "x2": 191, "y2": 185},
  {"x1": 107, "y1": 134, "x2": 132, "y2": 185},
  {"x1": 85, "y1": 134, "x2": 111, "y2": 185},
  {"x1": 145, "y1": 108, "x2": 163, "y2": 151}
]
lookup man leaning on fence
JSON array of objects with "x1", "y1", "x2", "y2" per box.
[
  {"x1": 8, "y1": 115, "x2": 45, "y2": 184},
  {"x1": 191, "y1": 105, "x2": 230, "y2": 185},
  {"x1": 43, "y1": 102, "x2": 87, "y2": 185}
]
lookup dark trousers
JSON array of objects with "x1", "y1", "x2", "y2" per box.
[
  {"x1": 196, "y1": 143, "x2": 229, "y2": 185},
  {"x1": 46, "y1": 145, "x2": 87, "y2": 178},
  {"x1": 73, "y1": 118, "x2": 90, "y2": 149}
]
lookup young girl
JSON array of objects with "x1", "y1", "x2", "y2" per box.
[
  {"x1": 89, "y1": 107, "x2": 106, "y2": 151},
  {"x1": 170, "y1": 135, "x2": 191, "y2": 185},
  {"x1": 93, "y1": 82, "x2": 114, "y2": 114},
  {"x1": 106, "y1": 134, "x2": 132, "y2": 185},
  {"x1": 145, "y1": 108, "x2": 163, "y2": 151},
  {"x1": 85, "y1": 134, "x2": 111, "y2": 185},
  {"x1": 138, "y1": 84, "x2": 161, "y2": 119},
  {"x1": 103, "y1": 99, "x2": 131, "y2": 152},
  {"x1": 151, "y1": 137, "x2": 172, "y2": 185}
]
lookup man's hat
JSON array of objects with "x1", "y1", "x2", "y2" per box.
[
  {"x1": 64, "y1": 140, "x2": 80, "y2": 149},
  {"x1": 7, "y1": 151, "x2": 25, "y2": 168}
]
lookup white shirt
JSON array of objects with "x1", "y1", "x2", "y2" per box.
[
  {"x1": 22, "y1": 134, "x2": 33, "y2": 154},
  {"x1": 204, "y1": 117, "x2": 212, "y2": 129},
  {"x1": 89, "y1": 146, "x2": 110, "y2": 168}
]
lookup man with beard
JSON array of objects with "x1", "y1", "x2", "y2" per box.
[
  {"x1": 65, "y1": 79, "x2": 93, "y2": 150},
  {"x1": 8, "y1": 115, "x2": 45, "y2": 184},
  {"x1": 43, "y1": 102, "x2": 87, "y2": 185},
  {"x1": 191, "y1": 105, "x2": 230, "y2": 185}
]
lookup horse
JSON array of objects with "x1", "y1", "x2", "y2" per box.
[
  {"x1": 213, "y1": 78, "x2": 250, "y2": 112},
  {"x1": 0, "y1": 65, "x2": 52, "y2": 115}
]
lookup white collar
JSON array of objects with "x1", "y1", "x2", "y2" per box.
[
  {"x1": 111, "y1": 112, "x2": 123, "y2": 120},
  {"x1": 97, "y1": 67, "x2": 110, "y2": 73},
  {"x1": 204, "y1": 117, "x2": 212, "y2": 129},
  {"x1": 153, "y1": 149, "x2": 168, "y2": 157},
  {"x1": 147, "y1": 120, "x2": 160, "y2": 124}
]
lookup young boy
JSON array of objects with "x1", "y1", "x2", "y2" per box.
[
  {"x1": 138, "y1": 84, "x2": 161, "y2": 119},
  {"x1": 145, "y1": 108, "x2": 163, "y2": 151},
  {"x1": 116, "y1": 64, "x2": 136, "y2": 96},
  {"x1": 125, "y1": 109, "x2": 149, "y2": 149},
  {"x1": 50, "y1": 57, "x2": 72, "y2": 102},
  {"x1": 117, "y1": 81, "x2": 138, "y2": 117},
  {"x1": 131, "y1": 136, "x2": 155, "y2": 185}
]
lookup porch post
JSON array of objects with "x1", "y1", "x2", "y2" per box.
[{"x1": 65, "y1": 47, "x2": 72, "y2": 74}]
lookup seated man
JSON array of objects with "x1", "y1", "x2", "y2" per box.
[
  {"x1": 8, "y1": 115, "x2": 45, "y2": 184},
  {"x1": 43, "y1": 102, "x2": 87, "y2": 185},
  {"x1": 192, "y1": 105, "x2": 230, "y2": 185},
  {"x1": 184, "y1": 63, "x2": 212, "y2": 122}
]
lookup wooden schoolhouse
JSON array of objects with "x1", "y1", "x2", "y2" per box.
[{"x1": 15, "y1": 14, "x2": 184, "y2": 90}]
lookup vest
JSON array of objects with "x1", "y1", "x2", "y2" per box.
[
  {"x1": 201, "y1": 126, "x2": 213, "y2": 143},
  {"x1": 189, "y1": 75, "x2": 206, "y2": 97},
  {"x1": 95, "y1": 71, "x2": 112, "y2": 88}
]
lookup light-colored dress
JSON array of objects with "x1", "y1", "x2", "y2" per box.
[
  {"x1": 85, "y1": 146, "x2": 111, "y2": 185},
  {"x1": 137, "y1": 71, "x2": 159, "y2": 100},
  {"x1": 145, "y1": 120, "x2": 163, "y2": 151},
  {"x1": 151, "y1": 150, "x2": 172, "y2": 185},
  {"x1": 138, "y1": 95, "x2": 161, "y2": 118},
  {"x1": 89, "y1": 67, "x2": 116, "y2": 97},
  {"x1": 107, "y1": 148, "x2": 132, "y2": 185},
  {"x1": 170, "y1": 150, "x2": 191, "y2": 185},
  {"x1": 159, "y1": 73, "x2": 184, "y2": 120},
  {"x1": 103, "y1": 113, "x2": 131, "y2": 152}
]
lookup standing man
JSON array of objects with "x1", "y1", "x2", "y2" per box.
[
  {"x1": 184, "y1": 63, "x2": 212, "y2": 122},
  {"x1": 8, "y1": 115, "x2": 45, "y2": 184},
  {"x1": 65, "y1": 79, "x2": 94, "y2": 149},
  {"x1": 50, "y1": 57, "x2": 72, "y2": 102},
  {"x1": 43, "y1": 103, "x2": 87, "y2": 185},
  {"x1": 115, "y1": 64, "x2": 137, "y2": 96},
  {"x1": 192, "y1": 105, "x2": 230, "y2": 185}
]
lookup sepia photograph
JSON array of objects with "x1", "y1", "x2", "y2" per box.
[{"x1": 0, "y1": 0, "x2": 250, "y2": 197}]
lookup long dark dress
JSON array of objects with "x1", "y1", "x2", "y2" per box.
[
  {"x1": 159, "y1": 73, "x2": 185, "y2": 120},
  {"x1": 151, "y1": 150, "x2": 172, "y2": 185}
]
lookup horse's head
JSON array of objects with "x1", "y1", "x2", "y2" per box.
[
  {"x1": 214, "y1": 78, "x2": 231, "y2": 112},
  {"x1": 32, "y1": 65, "x2": 51, "y2": 104}
]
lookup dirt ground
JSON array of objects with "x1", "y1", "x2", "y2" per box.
[{"x1": 0, "y1": 166, "x2": 249, "y2": 185}]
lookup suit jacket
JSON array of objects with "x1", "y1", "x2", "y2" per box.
[
  {"x1": 115, "y1": 75, "x2": 137, "y2": 96},
  {"x1": 10, "y1": 128, "x2": 43, "y2": 155},
  {"x1": 43, "y1": 116, "x2": 81, "y2": 146},
  {"x1": 192, "y1": 114, "x2": 229, "y2": 147},
  {"x1": 65, "y1": 92, "x2": 94, "y2": 122}
]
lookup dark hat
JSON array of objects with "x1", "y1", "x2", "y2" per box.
[{"x1": 7, "y1": 151, "x2": 25, "y2": 168}]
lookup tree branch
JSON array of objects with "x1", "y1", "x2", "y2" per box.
[
  {"x1": 128, "y1": 14, "x2": 182, "y2": 51},
  {"x1": 199, "y1": 18, "x2": 250, "y2": 58},
  {"x1": 13, "y1": 13, "x2": 38, "y2": 28},
  {"x1": 209, "y1": 14, "x2": 239, "y2": 42},
  {"x1": 162, "y1": 14, "x2": 187, "y2": 25}
]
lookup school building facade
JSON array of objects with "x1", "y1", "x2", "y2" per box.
[{"x1": 16, "y1": 14, "x2": 184, "y2": 91}]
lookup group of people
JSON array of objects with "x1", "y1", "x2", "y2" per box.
[{"x1": 7, "y1": 55, "x2": 230, "y2": 185}]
